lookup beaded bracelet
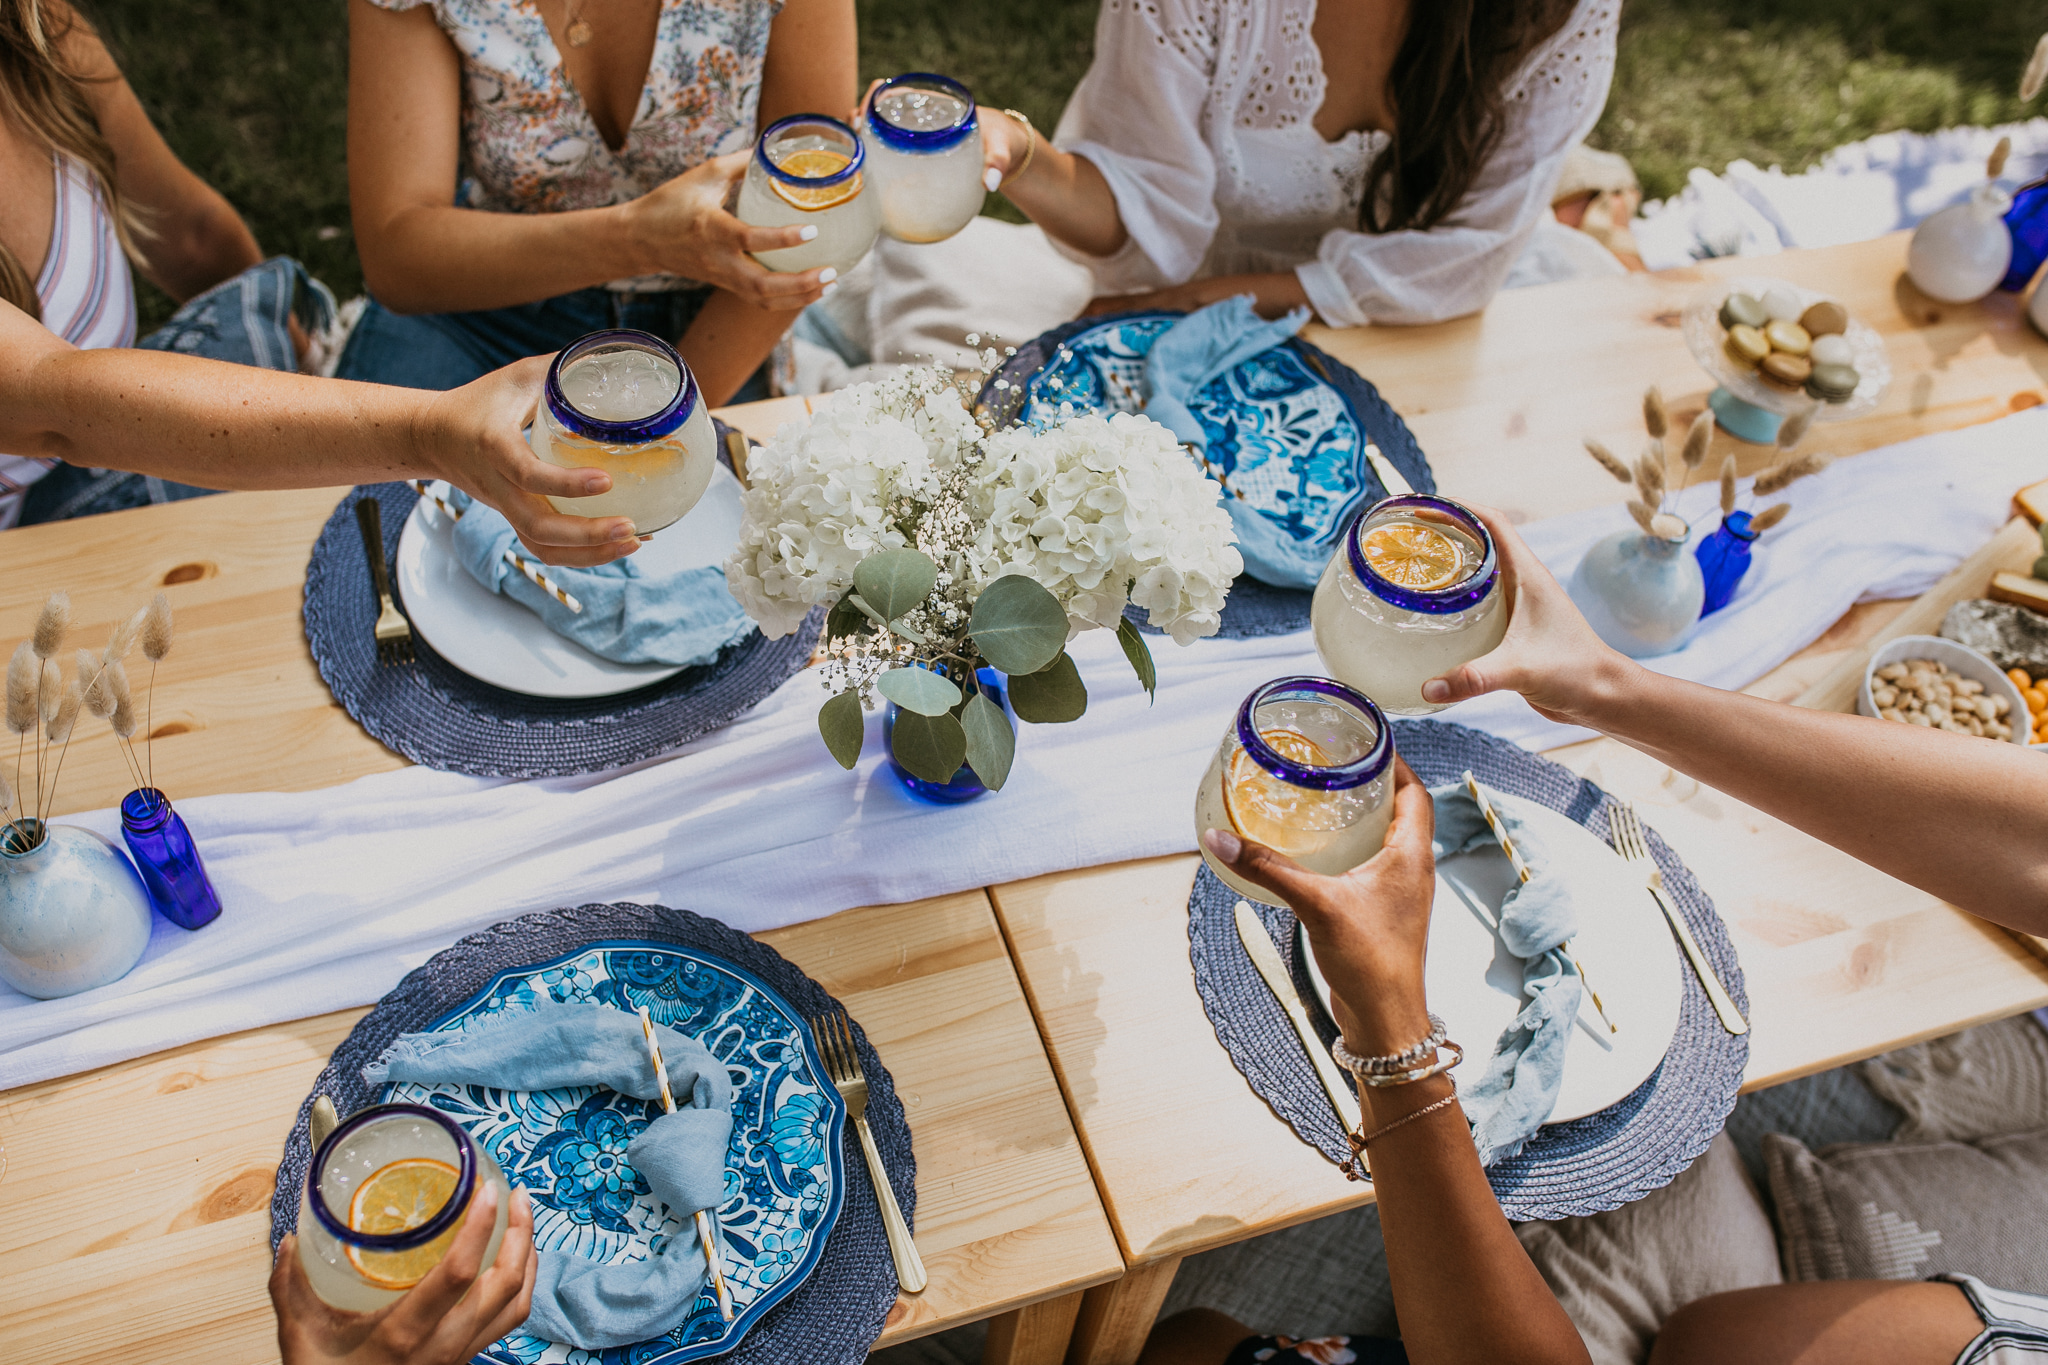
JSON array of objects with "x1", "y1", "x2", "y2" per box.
[
  {"x1": 1331, "y1": 1013, "x2": 1448, "y2": 1077},
  {"x1": 1355, "y1": 1038, "x2": 1463, "y2": 1089}
]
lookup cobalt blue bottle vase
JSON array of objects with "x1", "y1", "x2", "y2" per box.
[
  {"x1": 120, "y1": 787, "x2": 222, "y2": 930},
  {"x1": 885, "y1": 668, "x2": 1014, "y2": 803}
]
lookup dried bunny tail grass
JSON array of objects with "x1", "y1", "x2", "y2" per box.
[
  {"x1": 141, "y1": 594, "x2": 173, "y2": 662},
  {"x1": 6, "y1": 642, "x2": 37, "y2": 735},
  {"x1": 2025, "y1": 33, "x2": 2048, "y2": 102},
  {"x1": 1775, "y1": 405, "x2": 1817, "y2": 451},
  {"x1": 79, "y1": 650, "x2": 113, "y2": 718},
  {"x1": 110, "y1": 664, "x2": 138, "y2": 740},
  {"x1": 32, "y1": 592, "x2": 70, "y2": 660},
  {"x1": 1626, "y1": 500, "x2": 1659, "y2": 534},
  {"x1": 1719, "y1": 456, "x2": 1739, "y2": 517},
  {"x1": 104, "y1": 609, "x2": 141, "y2": 663},
  {"x1": 1681, "y1": 410, "x2": 1716, "y2": 469},
  {"x1": 1989, "y1": 134, "x2": 2014, "y2": 181},
  {"x1": 38, "y1": 658, "x2": 61, "y2": 723},
  {"x1": 1642, "y1": 386, "x2": 1669, "y2": 439},
  {"x1": 1583, "y1": 437, "x2": 1633, "y2": 483},
  {"x1": 46, "y1": 684, "x2": 81, "y2": 745},
  {"x1": 1753, "y1": 450, "x2": 1831, "y2": 496},
  {"x1": 1633, "y1": 450, "x2": 1666, "y2": 504},
  {"x1": 1750, "y1": 503, "x2": 1791, "y2": 533}
]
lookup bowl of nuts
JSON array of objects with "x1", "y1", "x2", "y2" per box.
[{"x1": 1858, "y1": 636, "x2": 2026, "y2": 745}]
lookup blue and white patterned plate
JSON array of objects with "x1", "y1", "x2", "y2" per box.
[{"x1": 377, "y1": 940, "x2": 847, "y2": 1365}]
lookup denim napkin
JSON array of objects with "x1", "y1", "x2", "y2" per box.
[
  {"x1": 363, "y1": 1002, "x2": 735, "y2": 1350},
  {"x1": 443, "y1": 489, "x2": 754, "y2": 666},
  {"x1": 1429, "y1": 781, "x2": 1585, "y2": 1168},
  {"x1": 1140, "y1": 296, "x2": 1322, "y2": 588}
]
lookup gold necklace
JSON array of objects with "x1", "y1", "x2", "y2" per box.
[{"x1": 564, "y1": 0, "x2": 593, "y2": 48}]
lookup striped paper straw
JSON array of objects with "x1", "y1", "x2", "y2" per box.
[{"x1": 638, "y1": 1006, "x2": 735, "y2": 1322}]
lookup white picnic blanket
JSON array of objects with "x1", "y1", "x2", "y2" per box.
[{"x1": 5, "y1": 409, "x2": 2045, "y2": 1090}]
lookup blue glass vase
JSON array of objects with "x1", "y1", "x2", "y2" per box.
[
  {"x1": 2001, "y1": 175, "x2": 2048, "y2": 292},
  {"x1": 1567, "y1": 519, "x2": 1706, "y2": 658},
  {"x1": 885, "y1": 668, "x2": 1013, "y2": 803},
  {"x1": 1694, "y1": 510, "x2": 1760, "y2": 618},
  {"x1": 120, "y1": 788, "x2": 221, "y2": 930}
]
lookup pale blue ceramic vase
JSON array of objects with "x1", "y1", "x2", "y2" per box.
[
  {"x1": 1568, "y1": 520, "x2": 1706, "y2": 658},
  {"x1": 0, "y1": 820, "x2": 155, "y2": 999}
]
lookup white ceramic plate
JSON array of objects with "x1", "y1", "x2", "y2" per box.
[
  {"x1": 1301, "y1": 797, "x2": 1684, "y2": 1125},
  {"x1": 393, "y1": 465, "x2": 747, "y2": 699}
]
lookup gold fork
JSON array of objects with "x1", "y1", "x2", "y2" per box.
[
  {"x1": 1608, "y1": 802, "x2": 1748, "y2": 1036},
  {"x1": 810, "y1": 1009, "x2": 926, "y2": 1293},
  {"x1": 354, "y1": 497, "x2": 414, "y2": 666}
]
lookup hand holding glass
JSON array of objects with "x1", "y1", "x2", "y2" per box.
[
  {"x1": 737, "y1": 115, "x2": 882, "y2": 277},
  {"x1": 860, "y1": 73, "x2": 986, "y2": 244}
]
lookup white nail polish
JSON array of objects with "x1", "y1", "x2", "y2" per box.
[
  {"x1": 818, "y1": 266, "x2": 839, "y2": 284},
  {"x1": 798, "y1": 225, "x2": 819, "y2": 241},
  {"x1": 984, "y1": 167, "x2": 1003, "y2": 192}
]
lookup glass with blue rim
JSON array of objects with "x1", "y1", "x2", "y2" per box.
[
  {"x1": 859, "y1": 72, "x2": 986, "y2": 244},
  {"x1": 1311, "y1": 494, "x2": 1509, "y2": 716},
  {"x1": 120, "y1": 786, "x2": 220, "y2": 930},
  {"x1": 737, "y1": 113, "x2": 883, "y2": 278},
  {"x1": 525, "y1": 329, "x2": 719, "y2": 539},
  {"x1": 1194, "y1": 676, "x2": 1396, "y2": 906}
]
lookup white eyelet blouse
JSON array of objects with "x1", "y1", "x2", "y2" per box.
[{"x1": 1051, "y1": 0, "x2": 1619, "y2": 327}]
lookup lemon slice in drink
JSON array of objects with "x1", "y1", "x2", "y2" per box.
[
  {"x1": 768, "y1": 149, "x2": 863, "y2": 211},
  {"x1": 345, "y1": 1157, "x2": 462, "y2": 1289},
  {"x1": 1223, "y1": 728, "x2": 1331, "y2": 849},
  {"x1": 1361, "y1": 522, "x2": 1465, "y2": 591}
]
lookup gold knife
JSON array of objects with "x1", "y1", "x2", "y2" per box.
[
  {"x1": 1364, "y1": 441, "x2": 1413, "y2": 498},
  {"x1": 1234, "y1": 900, "x2": 1362, "y2": 1138}
]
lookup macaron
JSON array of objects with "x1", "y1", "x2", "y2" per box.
[
  {"x1": 1760, "y1": 351, "x2": 1813, "y2": 389},
  {"x1": 1726, "y1": 323, "x2": 1770, "y2": 366},
  {"x1": 1719, "y1": 292, "x2": 1769, "y2": 330},
  {"x1": 1763, "y1": 285, "x2": 1804, "y2": 322},
  {"x1": 1799, "y1": 300, "x2": 1849, "y2": 337},
  {"x1": 1809, "y1": 333, "x2": 1854, "y2": 367},
  {"x1": 1805, "y1": 362, "x2": 1860, "y2": 403},
  {"x1": 1764, "y1": 320, "x2": 1812, "y2": 356}
]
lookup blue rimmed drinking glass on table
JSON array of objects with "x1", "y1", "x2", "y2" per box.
[
  {"x1": 736, "y1": 115, "x2": 883, "y2": 279},
  {"x1": 1311, "y1": 494, "x2": 1509, "y2": 717},
  {"x1": 525, "y1": 329, "x2": 719, "y2": 539},
  {"x1": 1194, "y1": 677, "x2": 1396, "y2": 906},
  {"x1": 859, "y1": 73, "x2": 985, "y2": 244}
]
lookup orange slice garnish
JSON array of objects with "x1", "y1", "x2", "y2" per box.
[
  {"x1": 768, "y1": 149, "x2": 863, "y2": 211},
  {"x1": 345, "y1": 1157, "x2": 461, "y2": 1289},
  {"x1": 1361, "y1": 522, "x2": 1465, "y2": 591},
  {"x1": 1223, "y1": 729, "x2": 1331, "y2": 849}
]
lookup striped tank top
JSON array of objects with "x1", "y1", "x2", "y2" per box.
[{"x1": 1, "y1": 151, "x2": 138, "y2": 529}]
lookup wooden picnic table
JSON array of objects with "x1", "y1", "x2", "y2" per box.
[
  {"x1": 0, "y1": 399, "x2": 1120, "y2": 1365},
  {"x1": 993, "y1": 231, "x2": 2048, "y2": 1365}
]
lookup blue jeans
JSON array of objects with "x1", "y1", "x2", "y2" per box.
[{"x1": 334, "y1": 286, "x2": 771, "y2": 402}]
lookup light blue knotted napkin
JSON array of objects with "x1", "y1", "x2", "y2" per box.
[
  {"x1": 1429, "y1": 781, "x2": 1585, "y2": 1168},
  {"x1": 444, "y1": 489, "x2": 754, "y2": 666},
  {"x1": 1140, "y1": 296, "x2": 1322, "y2": 588},
  {"x1": 362, "y1": 1001, "x2": 735, "y2": 1350}
]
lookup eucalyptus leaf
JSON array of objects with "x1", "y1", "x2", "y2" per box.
[
  {"x1": 818, "y1": 689, "x2": 865, "y2": 770},
  {"x1": 848, "y1": 593, "x2": 888, "y2": 627},
  {"x1": 960, "y1": 692, "x2": 1016, "y2": 791},
  {"x1": 1116, "y1": 615, "x2": 1157, "y2": 702},
  {"x1": 890, "y1": 710, "x2": 967, "y2": 784},
  {"x1": 875, "y1": 665, "x2": 962, "y2": 717},
  {"x1": 886, "y1": 618, "x2": 928, "y2": 645},
  {"x1": 854, "y1": 549, "x2": 938, "y2": 623},
  {"x1": 1008, "y1": 652, "x2": 1088, "y2": 723},
  {"x1": 968, "y1": 575, "x2": 1068, "y2": 675},
  {"x1": 826, "y1": 592, "x2": 871, "y2": 642}
]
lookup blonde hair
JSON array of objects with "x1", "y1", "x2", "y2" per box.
[{"x1": 0, "y1": 0, "x2": 150, "y2": 319}]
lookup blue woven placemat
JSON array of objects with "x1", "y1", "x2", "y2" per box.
[
  {"x1": 979, "y1": 312, "x2": 1434, "y2": 640},
  {"x1": 1188, "y1": 720, "x2": 1749, "y2": 1221},
  {"x1": 268, "y1": 901, "x2": 912, "y2": 1365},
  {"x1": 303, "y1": 472, "x2": 820, "y2": 779}
]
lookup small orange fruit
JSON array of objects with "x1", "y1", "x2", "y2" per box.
[
  {"x1": 1224, "y1": 729, "x2": 1331, "y2": 851},
  {"x1": 767, "y1": 149, "x2": 863, "y2": 211},
  {"x1": 345, "y1": 1158, "x2": 462, "y2": 1289},
  {"x1": 1360, "y1": 522, "x2": 1466, "y2": 592}
]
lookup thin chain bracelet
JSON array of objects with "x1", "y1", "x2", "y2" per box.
[
  {"x1": 1332, "y1": 1013, "x2": 1447, "y2": 1076},
  {"x1": 1340, "y1": 1086, "x2": 1460, "y2": 1181}
]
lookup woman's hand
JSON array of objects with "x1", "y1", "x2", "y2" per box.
[
  {"x1": 1080, "y1": 272, "x2": 1311, "y2": 319},
  {"x1": 1420, "y1": 504, "x2": 1643, "y2": 726},
  {"x1": 1200, "y1": 758, "x2": 1437, "y2": 1057},
  {"x1": 978, "y1": 103, "x2": 1033, "y2": 193},
  {"x1": 620, "y1": 151, "x2": 836, "y2": 310},
  {"x1": 414, "y1": 356, "x2": 643, "y2": 567},
  {"x1": 271, "y1": 1181, "x2": 537, "y2": 1365}
]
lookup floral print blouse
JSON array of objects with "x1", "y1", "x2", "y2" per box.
[{"x1": 371, "y1": 0, "x2": 779, "y2": 219}]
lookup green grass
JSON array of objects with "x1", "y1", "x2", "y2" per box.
[{"x1": 74, "y1": 0, "x2": 2048, "y2": 331}]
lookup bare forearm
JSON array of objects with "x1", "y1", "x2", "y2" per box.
[
  {"x1": 677, "y1": 290, "x2": 791, "y2": 406},
  {"x1": 1000, "y1": 136, "x2": 1128, "y2": 259},
  {"x1": 357, "y1": 203, "x2": 654, "y2": 315},
  {"x1": 139, "y1": 195, "x2": 264, "y2": 303}
]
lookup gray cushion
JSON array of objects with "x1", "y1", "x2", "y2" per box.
[{"x1": 1857, "y1": 1014, "x2": 2048, "y2": 1143}]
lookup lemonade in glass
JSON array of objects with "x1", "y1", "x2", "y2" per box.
[
  {"x1": 860, "y1": 73, "x2": 985, "y2": 244},
  {"x1": 296, "y1": 1103, "x2": 511, "y2": 1312},
  {"x1": 525, "y1": 329, "x2": 717, "y2": 536},
  {"x1": 1194, "y1": 677, "x2": 1396, "y2": 906},
  {"x1": 737, "y1": 115, "x2": 882, "y2": 277},
  {"x1": 1311, "y1": 495, "x2": 1508, "y2": 716}
]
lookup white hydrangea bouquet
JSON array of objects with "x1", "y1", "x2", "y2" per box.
[{"x1": 724, "y1": 366, "x2": 1242, "y2": 789}]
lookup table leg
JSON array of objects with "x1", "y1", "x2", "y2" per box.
[
  {"x1": 984, "y1": 1289, "x2": 1086, "y2": 1365},
  {"x1": 1062, "y1": 1257, "x2": 1183, "y2": 1365}
]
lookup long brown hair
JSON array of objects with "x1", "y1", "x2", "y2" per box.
[
  {"x1": 0, "y1": 0, "x2": 149, "y2": 319},
  {"x1": 1361, "y1": 0, "x2": 1577, "y2": 234}
]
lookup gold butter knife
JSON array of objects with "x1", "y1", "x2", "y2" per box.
[
  {"x1": 1234, "y1": 900, "x2": 1362, "y2": 1138},
  {"x1": 1363, "y1": 441, "x2": 1414, "y2": 498}
]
